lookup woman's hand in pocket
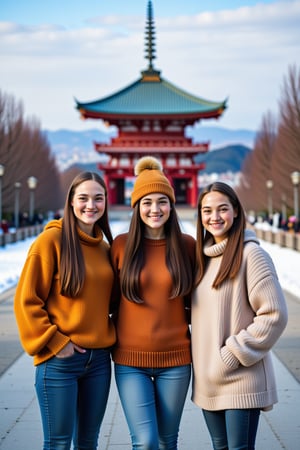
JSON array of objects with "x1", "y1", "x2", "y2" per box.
[{"x1": 56, "y1": 342, "x2": 86, "y2": 358}]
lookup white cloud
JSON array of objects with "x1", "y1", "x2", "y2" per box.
[{"x1": 0, "y1": 1, "x2": 299, "y2": 131}]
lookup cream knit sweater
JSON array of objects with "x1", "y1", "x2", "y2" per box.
[{"x1": 191, "y1": 229, "x2": 288, "y2": 411}]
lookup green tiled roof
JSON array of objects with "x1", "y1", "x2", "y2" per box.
[{"x1": 76, "y1": 76, "x2": 227, "y2": 117}]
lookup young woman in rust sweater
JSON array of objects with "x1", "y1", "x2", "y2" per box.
[
  {"x1": 14, "y1": 172, "x2": 116, "y2": 450},
  {"x1": 111, "y1": 156, "x2": 196, "y2": 450}
]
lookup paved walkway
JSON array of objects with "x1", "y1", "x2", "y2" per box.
[
  {"x1": 1, "y1": 290, "x2": 299, "y2": 450},
  {"x1": 0, "y1": 213, "x2": 300, "y2": 449},
  {"x1": 0, "y1": 348, "x2": 299, "y2": 449}
]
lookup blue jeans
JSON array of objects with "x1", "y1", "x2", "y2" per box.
[
  {"x1": 114, "y1": 363, "x2": 191, "y2": 450},
  {"x1": 35, "y1": 348, "x2": 111, "y2": 450},
  {"x1": 202, "y1": 408, "x2": 261, "y2": 450}
]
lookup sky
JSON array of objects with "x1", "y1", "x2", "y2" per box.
[
  {"x1": 0, "y1": 0, "x2": 299, "y2": 133},
  {"x1": 1, "y1": 220, "x2": 300, "y2": 300}
]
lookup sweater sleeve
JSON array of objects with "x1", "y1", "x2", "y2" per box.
[
  {"x1": 222, "y1": 244, "x2": 288, "y2": 368},
  {"x1": 14, "y1": 234, "x2": 70, "y2": 357},
  {"x1": 110, "y1": 233, "x2": 126, "y2": 273}
]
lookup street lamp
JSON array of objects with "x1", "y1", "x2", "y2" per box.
[
  {"x1": 0, "y1": 164, "x2": 4, "y2": 225},
  {"x1": 266, "y1": 179, "x2": 273, "y2": 221},
  {"x1": 290, "y1": 171, "x2": 300, "y2": 219},
  {"x1": 281, "y1": 193, "x2": 287, "y2": 224},
  {"x1": 14, "y1": 182, "x2": 21, "y2": 229},
  {"x1": 27, "y1": 176, "x2": 38, "y2": 224}
]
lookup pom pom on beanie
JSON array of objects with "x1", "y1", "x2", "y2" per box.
[{"x1": 131, "y1": 156, "x2": 175, "y2": 207}]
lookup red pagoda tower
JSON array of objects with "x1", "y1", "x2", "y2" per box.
[{"x1": 75, "y1": 1, "x2": 227, "y2": 207}]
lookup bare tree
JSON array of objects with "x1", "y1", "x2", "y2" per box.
[
  {"x1": 0, "y1": 90, "x2": 63, "y2": 223},
  {"x1": 271, "y1": 65, "x2": 300, "y2": 218},
  {"x1": 238, "y1": 64, "x2": 300, "y2": 224},
  {"x1": 238, "y1": 111, "x2": 277, "y2": 215},
  {"x1": 0, "y1": 91, "x2": 26, "y2": 215}
]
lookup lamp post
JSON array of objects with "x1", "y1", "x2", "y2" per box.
[
  {"x1": 14, "y1": 182, "x2": 21, "y2": 229},
  {"x1": 266, "y1": 179, "x2": 273, "y2": 222},
  {"x1": 27, "y1": 176, "x2": 38, "y2": 224},
  {"x1": 0, "y1": 164, "x2": 4, "y2": 225},
  {"x1": 281, "y1": 193, "x2": 287, "y2": 224},
  {"x1": 290, "y1": 171, "x2": 300, "y2": 220}
]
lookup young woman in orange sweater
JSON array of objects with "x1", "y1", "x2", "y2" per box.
[
  {"x1": 111, "y1": 156, "x2": 196, "y2": 450},
  {"x1": 14, "y1": 172, "x2": 116, "y2": 450}
]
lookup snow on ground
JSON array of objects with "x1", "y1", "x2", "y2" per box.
[{"x1": 0, "y1": 221, "x2": 300, "y2": 300}]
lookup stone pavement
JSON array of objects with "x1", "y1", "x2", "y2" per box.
[
  {"x1": 0, "y1": 212, "x2": 300, "y2": 449},
  {"x1": 0, "y1": 287, "x2": 23, "y2": 377},
  {"x1": 0, "y1": 345, "x2": 299, "y2": 449},
  {"x1": 1, "y1": 288, "x2": 300, "y2": 449}
]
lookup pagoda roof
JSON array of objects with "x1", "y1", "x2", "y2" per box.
[
  {"x1": 75, "y1": 1, "x2": 227, "y2": 124},
  {"x1": 76, "y1": 73, "x2": 227, "y2": 122}
]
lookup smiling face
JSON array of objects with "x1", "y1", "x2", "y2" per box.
[
  {"x1": 201, "y1": 191, "x2": 237, "y2": 243},
  {"x1": 71, "y1": 179, "x2": 106, "y2": 236},
  {"x1": 139, "y1": 192, "x2": 171, "y2": 239}
]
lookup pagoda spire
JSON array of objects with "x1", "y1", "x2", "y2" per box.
[
  {"x1": 145, "y1": 0, "x2": 156, "y2": 70},
  {"x1": 142, "y1": 1, "x2": 161, "y2": 80}
]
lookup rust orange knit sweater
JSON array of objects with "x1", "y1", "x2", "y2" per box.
[
  {"x1": 14, "y1": 219, "x2": 116, "y2": 366},
  {"x1": 111, "y1": 233, "x2": 195, "y2": 368}
]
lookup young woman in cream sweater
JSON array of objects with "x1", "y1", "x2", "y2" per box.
[{"x1": 192, "y1": 181, "x2": 288, "y2": 450}]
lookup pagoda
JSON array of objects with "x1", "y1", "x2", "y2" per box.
[{"x1": 75, "y1": 1, "x2": 227, "y2": 207}]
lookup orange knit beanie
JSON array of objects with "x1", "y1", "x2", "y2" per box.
[{"x1": 131, "y1": 156, "x2": 175, "y2": 207}]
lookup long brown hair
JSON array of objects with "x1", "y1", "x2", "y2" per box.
[
  {"x1": 120, "y1": 201, "x2": 194, "y2": 303},
  {"x1": 60, "y1": 171, "x2": 112, "y2": 297},
  {"x1": 195, "y1": 181, "x2": 246, "y2": 289}
]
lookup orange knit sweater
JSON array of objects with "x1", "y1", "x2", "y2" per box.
[
  {"x1": 111, "y1": 233, "x2": 196, "y2": 368},
  {"x1": 14, "y1": 219, "x2": 116, "y2": 366}
]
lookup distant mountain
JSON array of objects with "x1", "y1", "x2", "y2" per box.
[
  {"x1": 44, "y1": 128, "x2": 115, "y2": 171},
  {"x1": 44, "y1": 127, "x2": 254, "y2": 172},
  {"x1": 195, "y1": 144, "x2": 251, "y2": 174}
]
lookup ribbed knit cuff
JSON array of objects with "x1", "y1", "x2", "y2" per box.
[
  {"x1": 220, "y1": 346, "x2": 240, "y2": 369},
  {"x1": 47, "y1": 331, "x2": 70, "y2": 356}
]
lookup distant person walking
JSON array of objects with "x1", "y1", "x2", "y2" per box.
[
  {"x1": 192, "y1": 181, "x2": 288, "y2": 450},
  {"x1": 111, "y1": 156, "x2": 196, "y2": 449},
  {"x1": 14, "y1": 172, "x2": 116, "y2": 450}
]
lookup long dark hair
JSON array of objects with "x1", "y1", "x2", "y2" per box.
[
  {"x1": 60, "y1": 171, "x2": 112, "y2": 297},
  {"x1": 195, "y1": 181, "x2": 246, "y2": 289},
  {"x1": 120, "y1": 201, "x2": 194, "y2": 303}
]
